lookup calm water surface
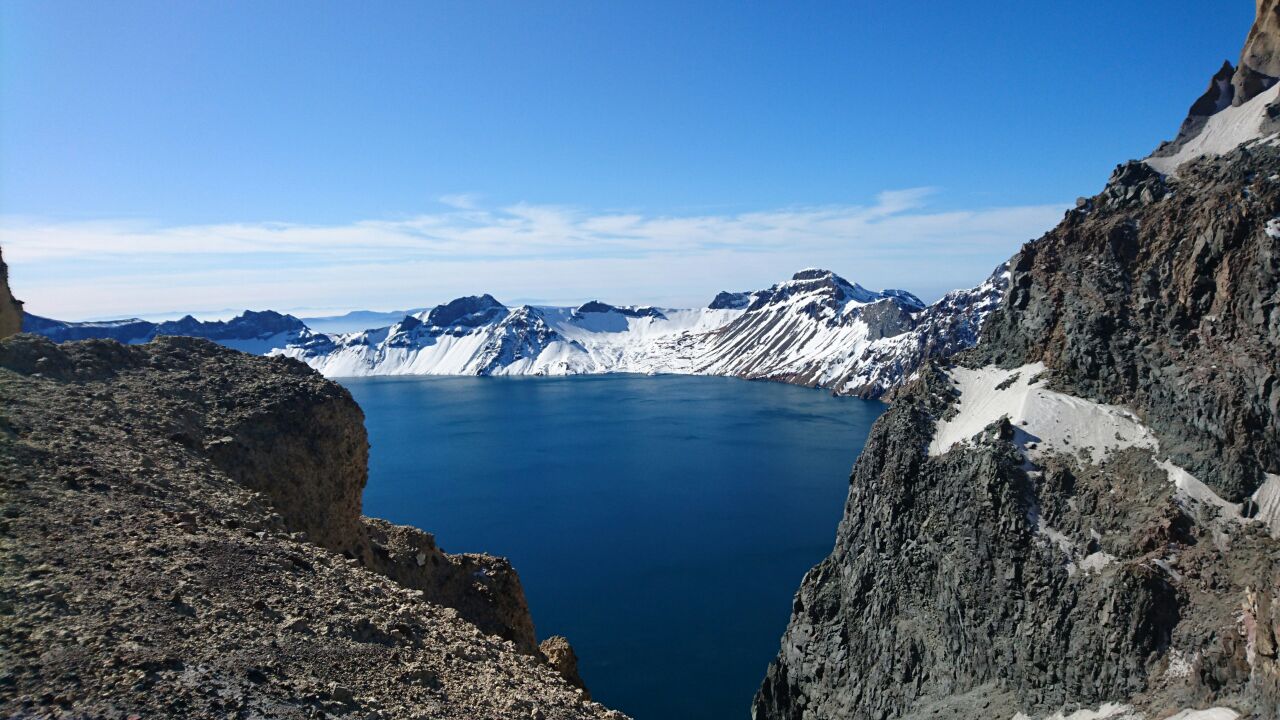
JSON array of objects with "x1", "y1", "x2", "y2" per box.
[{"x1": 338, "y1": 374, "x2": 883, "y2": 720}]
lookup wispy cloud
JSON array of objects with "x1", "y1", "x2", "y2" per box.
[{"x1": 1, "y1": 189, "x2": 1067, "y2": 320}]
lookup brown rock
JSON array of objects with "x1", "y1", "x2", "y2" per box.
[
  {"x1": 0, "y1": 246, "x2": 23, "y2": 339},
  {"x1": 1234, "y1": 0, "x2": 1280, "y2": 104},
  {"x1": 540, "y1": 635, "x2": 590, "y2": 700}
]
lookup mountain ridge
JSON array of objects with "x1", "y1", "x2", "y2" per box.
[{"x1": 23, "y1": 267, "x2": 1003, "y2": 400}]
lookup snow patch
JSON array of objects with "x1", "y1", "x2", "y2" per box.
[
  {"x1": 1162, "y1": 710, "x2": 1239, "y2": 720},
  {"x1": 1146, "y1": 82, "x2": 1280, "y2": 174},
  {"x1": 928, "y1": 363, "x2": 1156, "y2": 463},
  {"x1": 930, "y1": 365, "x2": 1280, "y2": 537},
  {"x1": 1158, "y1": 461, "x2": 1239, "y2": 519},
  {"x1": 1012, "y1": 703, "x2": 1137, "y2": 720},
  {"x1": 1251, "y1": 474, "x2": 1280, "y2": 537},
  {"x1": 1012, "y1": 705, "x2": 1238, "y2": 720},
  {"x1": 1076, "y1": 551, "x2": 1115, "y2": 573}
]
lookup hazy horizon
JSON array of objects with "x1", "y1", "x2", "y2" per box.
[{"x1": 0, "y1": 1, "x2": 1254, "y2": 320}]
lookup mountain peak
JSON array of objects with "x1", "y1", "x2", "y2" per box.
[
  {"x1": 571, "y1": 301, "x2": 666, "y2": 321},
  {"x1": 422, "y1": 294, "x2": 507, "y2": 328},
  {"x1": 1233, "y1": 0, "x2": 1280, "y2": 105},
  {"x1": 707, "y1": 291, "x2": 754, "y2": 310},
  {"x1": 776, "y1": 269, "x2": 880, "y2": 305},
  {"x1": 1148, "y1": 1, "x2": 1280, "y2": 172}
]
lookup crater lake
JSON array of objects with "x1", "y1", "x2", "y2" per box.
[{"x1": 339, "y1": 373, "x2": 883, "y2": 720}]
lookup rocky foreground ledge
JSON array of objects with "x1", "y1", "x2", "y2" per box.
[{"x1": 0, "y1": 334, "x2": 622, "y2": 719}]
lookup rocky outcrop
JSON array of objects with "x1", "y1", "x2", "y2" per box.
[
  {"x1": 0, "y1": 334, "x2": 616, "y2": 718},
  {"x1": 1152, "y1": 2, "x2": 1280, "y2": 169},
  {"x1": 757, "y1": 85, "x2": 1280, "y2": 720},
  {"x1": 1234, "y1": 0, "x2": 1280, "y2": 105},
  {"x1": 1161, "y1": 61, "x2": 1238, "y2": 154},
  {"x1": 0, "y1": 248, "x2": 21, "y2": 339},
  {"x1": 541, "y1": 636, "x2": 591, "y2": 700},
  {"x1": 981, "y1": 153, "x2": 1278, "y2": 502}
]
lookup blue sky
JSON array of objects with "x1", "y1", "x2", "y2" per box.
[{"x1": 0, "y1": 1, "x2": 1255, "y2": 319}]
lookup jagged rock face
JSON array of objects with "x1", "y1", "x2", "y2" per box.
[
  {"x1": 755, "y1": 148, "x2": 1280, "y2": 720},
  {"x1": 755, "y1": 366, "x2": 1278, "y2": 719},
  {"x1": 1235, "y1": 0, "x2": 1280, "y2": 104},
  {"x1": 1162, "y1": 61, "x2": 1239, "y2": 154},
  {"x1": 0, "y1": 335, "x2": 613, "y2": 717},
  {"x1": 0, "y1": 248, "x2": 22, "y2": 339},
  {"x1": 981, "y1": 150, "x2": 1280, "y2": 502}
]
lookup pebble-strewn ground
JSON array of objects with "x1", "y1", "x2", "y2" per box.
[{"x1": 0, "y1": 334, "x2": 626, "y2": 720}]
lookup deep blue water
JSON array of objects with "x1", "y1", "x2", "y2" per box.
[{"x1": 338, "y1": 374, "x2": 883, "y2": 720}]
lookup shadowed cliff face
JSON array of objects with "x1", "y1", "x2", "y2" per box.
[
  {"x1": 0, "y1": 335, "x2": 610, "y2": 718},
  {"x1": 0, "y1": 248, "x2": 22, "y2": 339},
  {"x1": 754, "y1": 148, "x2": 1280, "y2": 720}
]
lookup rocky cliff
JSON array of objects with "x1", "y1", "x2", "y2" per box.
[
  {"x1": 0, "y1": 334, "x2": 617, "y2": 719},
  {"x1": 755, "y1": 146, "x2": 1280, "y2": 720},
  {"x1": 1152, "y1": 1, "x2": 1280, "y2": 170},
  {"x1": 1234, "y1": 0, "x2": 1280, "y2": 104},
  {"x1": 0, "y1": 248, "x2": 22, "y2": 339},
  {"x1": 755, "y1": 14, "x2": 1280, "y2": 720}
]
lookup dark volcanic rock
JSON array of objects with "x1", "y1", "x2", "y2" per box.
[
  {"x1": 572, "y1": 301, "x2": 667, "y2": 320},
  {"x1": 708, "y1": 290, "x2": 755, "y2": 310},
  {"x1": 753, "y1": 369, "x2": 1249, "y2": 719},
  {"x1": 0, "y1": 334, "x2": 619, "y2": 719},
  {"x1": 980, "y1": 150, "x2": 1279, "y2": 502},
  {"x1": 757, "y1": 88, "x2": 1280, "y2": 720}
]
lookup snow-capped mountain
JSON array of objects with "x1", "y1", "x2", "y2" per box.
[
  {"x1": 23, "y1": 310, "x2": 321, "y2": 355},
  {"x1": 23, "y1": 268, "x2": 1009, "y2": 399},
  {"x1": 271, "y1": 268, "x2": 1008, "y2": 398}
]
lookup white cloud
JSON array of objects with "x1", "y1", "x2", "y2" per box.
[{"x1": 1, "y1": 190, "x2": 1067, "y2": 320}]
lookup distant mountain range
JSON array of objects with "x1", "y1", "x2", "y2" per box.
[{"x1": 23, "y1": 266, "x2": 1007, "y2": 399}]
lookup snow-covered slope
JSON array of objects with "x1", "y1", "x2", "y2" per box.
[
  {"x1": 1147, "y1": 82, "x2": 1280, "y2": 174},
  {"x1": 273, "y1": 268, "x2": 1009, "y2": 398}
]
